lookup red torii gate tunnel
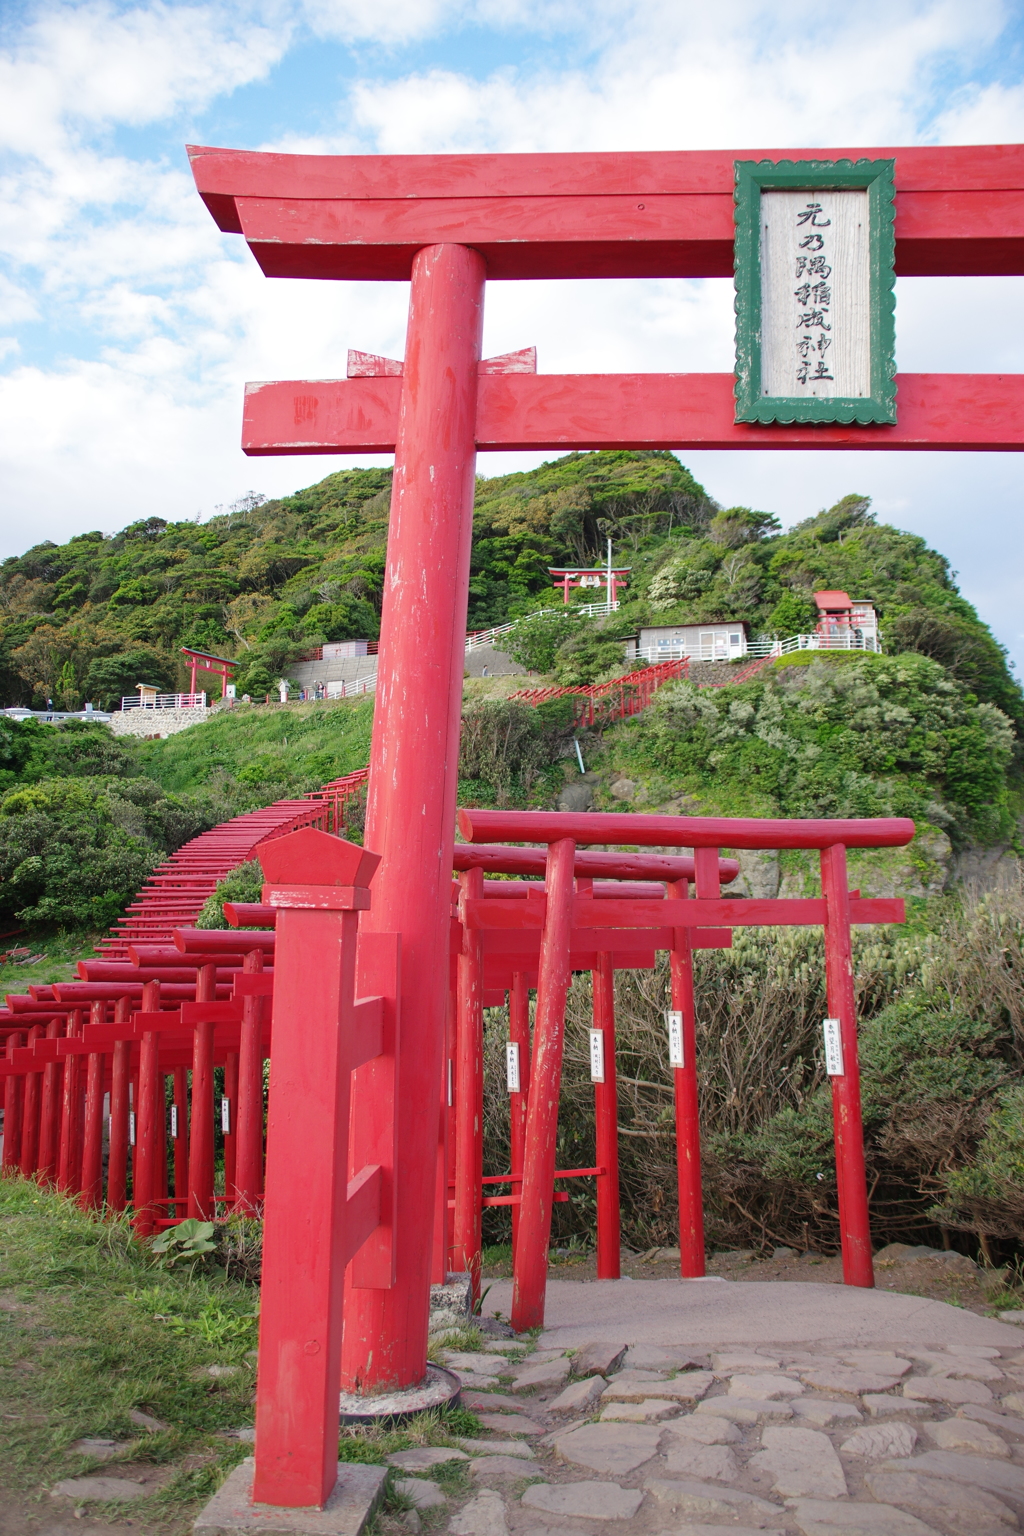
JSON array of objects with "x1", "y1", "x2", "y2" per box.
[{"x1": 182, "y1": 141, "x2": 1024, "y2": 1511}]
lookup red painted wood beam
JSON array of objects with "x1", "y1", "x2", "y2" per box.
[
  {"x1": 459, "y1": 807, "x2": 915, "y2": 850},
  {"x1": 188, "y1": 143, "x2": 1024, "y2": 279},
  {"x1": 241, "y1": 373, "x2": 1024, "y2": 456}
]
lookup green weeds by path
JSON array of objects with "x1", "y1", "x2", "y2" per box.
[
  {"x1": 0, "y1": 1180, "x2": 256, "y2": 1529},
  {"x1": 0, "y1": 1181, "x2": 487, "y2": 1531}
]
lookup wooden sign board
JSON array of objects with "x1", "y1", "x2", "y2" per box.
[{"x1": 734, "y1": 159, "x2": 896, "y2": 425}]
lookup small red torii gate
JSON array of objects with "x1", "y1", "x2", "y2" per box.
[
  {"x1": 182, "y1": 140, "x2": 1024, "y2": 1511},
  {"x1": 455, "y1": 808, "x2": 912, "y2": 1330}
]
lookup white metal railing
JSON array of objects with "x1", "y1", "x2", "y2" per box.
[
  {"x1": 745, "y1": 631, "x2": 882, "y2": 659},
  {"x1": 630, "y1": 632, "x2": 881, "y2": 666},
  {"x1": 120, "y1": 693, "x2": 208, "y2": 711},
  {"x1": 324, "y1": 676, "x2": 377, "y2": 700},
  {"x1": 464, "y1": 601, "x2": 618, "y2": 652}
]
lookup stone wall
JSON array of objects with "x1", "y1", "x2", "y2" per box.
[
  {"x1": 464, "y1": 643, "x2": 527, "y2": 679},
  {"x1": 108, "y1": 707, "x2": 211, "y2": 739},
  {"x1": 289, "y1": 656, "x2": 378, "y2": 690}
]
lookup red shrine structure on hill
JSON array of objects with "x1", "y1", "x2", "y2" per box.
[{"x1": 4, "y1": 142, "x2": 1023, "y2": 1521}]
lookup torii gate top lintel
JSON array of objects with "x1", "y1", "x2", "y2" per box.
[
  {"x1": 187, "y1": 140, "x2": 1024, "y2": 280},
  {"x1": 188, "y1": 140, "x2": 1024, "y2": 456}
]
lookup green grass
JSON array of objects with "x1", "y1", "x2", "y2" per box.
[
  {"x1": 0, "y1": 929, "x2": 102, "y2": 994},
  {"x1": 0, "y1": 1180, "x2": 260, "y2": 1529},
  {"x1": 0, "y1": 1182, "x2": 496, "y2": 1531},
  {"x1": 135, "y1": 697, "x2": 374, "y2": 797}
]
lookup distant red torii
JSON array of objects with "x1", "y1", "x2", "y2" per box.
[{"x1": 180, "y1": 647, "x2": 238, "y2": 700}]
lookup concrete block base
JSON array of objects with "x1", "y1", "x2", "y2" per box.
[{"x1": 193, "y1": 1458, "x2": 386, "y2": 1536}]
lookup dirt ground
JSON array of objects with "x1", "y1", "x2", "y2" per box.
[{"x1": 482, "y1": 1242, "x2": 1009, "y2": 1317}]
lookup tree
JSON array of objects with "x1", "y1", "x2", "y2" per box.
[
  {"x1": 707, "y1": 507, "x2": 781, "y2": 548},
  {"x1": 83, "y1": 648, "x2": 179, "y2": 710},
  {"x1": 767, "y1": 590, "x2": 818, "y2": 638},
  {"x1": 502, "y1": 610, "x2": 584, "y2": 673}
]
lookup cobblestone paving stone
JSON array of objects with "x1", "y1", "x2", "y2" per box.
[{"x1": 436, "y1": 1331, "x2": 1024, "y2": 1536}]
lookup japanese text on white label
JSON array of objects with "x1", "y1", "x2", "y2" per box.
[
  {"x1": 667, "y1": 1010, "x2": 685, "y2": 1069},
  {"x1": 823, "y1": 1017, "x2": 845, "y2": 1076},
  {"x1": 589, "y1": 1028, "x2": 605, "y2": 1083},
  {"x1": 506, "y1": 1041, "x2": 521, "y2": 1093}
]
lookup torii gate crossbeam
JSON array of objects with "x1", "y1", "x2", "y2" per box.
[{"x1": 188, "y1": 141, "x2": 1024, "y2": 1416}]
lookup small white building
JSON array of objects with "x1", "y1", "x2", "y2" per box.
[
  {"x1": 629, "y1": 622, "x2": 748, "y2": 664},
  {"x1": 322, "y1": 640, "x2": 372, "y2": 659}
]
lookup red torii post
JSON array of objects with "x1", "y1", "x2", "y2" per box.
[{"x1": 187, "y1": 140, "x2": 1024, "y2": 1398}]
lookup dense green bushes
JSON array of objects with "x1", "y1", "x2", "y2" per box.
[
  {"x1": 481, "y1": 881, "x2": 1024, "y2": 1258},
  {"x1": 0, "y1": 721, "x2": 232, "y2": 930},
  {"x1": 611, "y1": 652, "x2": 1017, "y2": 846}
]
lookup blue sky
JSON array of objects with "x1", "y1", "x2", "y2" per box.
[{"x1": 3, "y1": 1, "x2": 1024, "y2": 665}]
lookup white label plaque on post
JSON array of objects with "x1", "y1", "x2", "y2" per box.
[
  {"x1": 589, "y1": 1028, "x2": 605, "y2": 1084},
  {"x1": 129, "y1": 1111, "x2": 136, "y2": 1147},
  {"x1": 221, "y1": 1097, "x2": 232, "y2": 1134},
  {"x1": 506, "y1": 1041, "x2": 521, "y2": 1094},
  {"x1": 823, "y1": 1018, "x2": 845, "y2": 1076},
  {"x1": 666, "y1": 1010, "x2": 685, "y2": 1069},
  {"x1": 170, "y1": 1105, "x2": 178, "y2": 1139}
]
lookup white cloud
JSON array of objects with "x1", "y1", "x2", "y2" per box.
[{"x1": 2, "y1": 0, "x2": 1024, "y2": 673}]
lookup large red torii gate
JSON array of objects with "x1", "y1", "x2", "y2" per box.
[{"x1": 186, "y1": 140, "x2": 1024, "y2": 1501}]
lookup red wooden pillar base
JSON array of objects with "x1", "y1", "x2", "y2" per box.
[
  {"x1": 234, "y1": 949, "x2": 264, "y2": 1214},
  {"x1": 19, "y1": 1025, "x2": 44, "y2": 1180},
  {"x1": 454, "y1": 868, "x2": 484, "y2": 1297},
  {"x1": 821, "y1": 844, "x2": 874, "y2": 1288},
  {"x1": 223, "y1": 1051, "x2": 239, "y2": 1204},
  {"x1": 508, "y1": 971, "x2": 531, "y2": 1256},
  {"x1": 511, "y1": 836, "x2": 576, "y2": 1332},
  {"x1": 188, "y1": 965, "x2": 217, "y2": 1220},
  {"x1": 57, "y1": 1010, "x2": 84, "y2": 1196},
  {"x1": 668, "y1": 879, "x2": 705, "y2": 1277},
  {"x1": 592, "y1": 952, "x2": 621, "y2": 1280},
  {"x1": 37, "y1": 1018, "x2": 63, "y2": 1183},
  {"x1": 107, "y1": 1009, "x2": 132, "y2": 1211},
  {"x1": 2, "y1": 1030, "x2": 25, "y2": 1173},
  {"x1": 80, "y1": 1001, "x2": 106, "y2": 1211},
  {"x1": 133, "y1": 982, "x2": 162, "y2": 1236},
  {"x1": 253, "y1": 830, "x2": 381, "y2": 1510},
  {"x1": 172, "y1": 1064, "x2": 189, "y2": 1207}
]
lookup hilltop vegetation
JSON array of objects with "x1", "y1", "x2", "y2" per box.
[
  {"x1": 2, "y1": 453, "x2": 1024, "y2": 1264},
  {"x1": 1, "y1": 452, "x2": 1017, "y2": 730}
]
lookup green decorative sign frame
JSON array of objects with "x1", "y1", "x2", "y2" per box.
[{"x1": 733, "y1": 158, "x2": 896, "y2": 425}]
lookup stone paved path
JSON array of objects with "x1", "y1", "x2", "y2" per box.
[{"x1": 429, "y1": 1286, "x2": 1024, "y2": 1536}]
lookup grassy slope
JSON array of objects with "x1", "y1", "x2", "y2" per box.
[{"x1": 136, "y1": 697, "x2": 374, "y2": 797}]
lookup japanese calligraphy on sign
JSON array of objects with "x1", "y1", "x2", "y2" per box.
[
  {"x1": 761, "y1": 190, "x2": 867, "y2": 398},
  {"x1": 733, "y1": 159, "x2": 896, "y2": 425}
]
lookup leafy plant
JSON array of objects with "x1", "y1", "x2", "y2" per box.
[{"x1": 150, "y1": 1219, "x2": 217, "y2": 1271}]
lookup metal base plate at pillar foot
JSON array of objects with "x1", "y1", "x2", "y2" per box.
[
  {"x1": 193, "y1": 1459, "x2": 386, "y2": 1535},
  {"x1": 339, "y1": 1364, "x2": 461, "y2": 1424}
]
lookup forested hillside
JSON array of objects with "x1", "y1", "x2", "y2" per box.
[
  {"x1": 1, "y1": 452, "x2": 1018, "y2": 729},
  {"x1": 2, "y1": 452, "x2": 1024, "y2": 1262}
]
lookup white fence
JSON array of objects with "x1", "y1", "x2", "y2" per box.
[
  {"x1": 464, "y1": 602, "x2": 618, "y2": 653},
  {"x1": 745, "y1": 631, "x2": 882, "y2": 659},
  {"x1": 631, "y1": 631, "x2": 881, "y2": 666},
  {"x1": 120, "y1": 693, "x2": 208, "y2": 711}
]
